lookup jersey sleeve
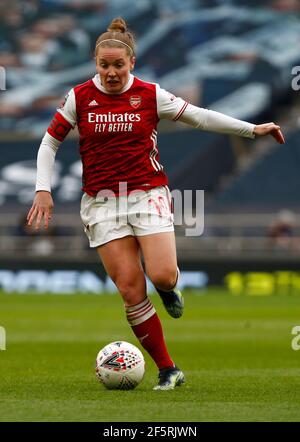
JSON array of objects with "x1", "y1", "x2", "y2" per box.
[
  {"x1": 35, "y1": 132, "x2": 61, "y2": 192},
  {"x1": 57, "y1": 88, "x2": 77, "y2": 127},
  {"x1": 36, "y1": 89, "x2": 77, "y2": 192},
  {"x1": 179, "y1": 103, "x2": 255, "y2": 138},
  {"x1": 156, "y1": 84, "x2": 255, "y2": 139},
  {"x1": 46, "y1": 88, "x2": 76, "y2": 142},
  {"x1": 156, "y1": 84, "x2": 188, "y2": 121}
]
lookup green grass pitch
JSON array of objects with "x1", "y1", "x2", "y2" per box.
[{"x1": 0, "y1": 290, "x2": 300, "y2": 422}]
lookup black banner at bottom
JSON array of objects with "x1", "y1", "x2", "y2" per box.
[{"x1": 0, "y1": 422, "x2": 294, "y2": 439}]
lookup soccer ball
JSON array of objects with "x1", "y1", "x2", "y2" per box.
[{"x1": 95, "y1": 341, "x2": 145, "y2": 390}]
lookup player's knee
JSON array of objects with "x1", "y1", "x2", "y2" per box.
[
  {"x1": 114, "y1": 275, "x2": 146, "y2": 306},
  {"x1": 149, "y1": 267, "x2": 178, "y2": 291}
]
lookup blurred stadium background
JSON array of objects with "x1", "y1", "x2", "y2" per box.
[{"x1": 1, "y1": 0, "x2": 300, "y2": 295}]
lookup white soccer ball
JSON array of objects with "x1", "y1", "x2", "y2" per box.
[{"x1": 95, "y1": 341, "x2": 145, "y2": 390}]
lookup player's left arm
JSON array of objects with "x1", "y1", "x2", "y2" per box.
[
  {"x1": 156, "y1": 85, "x2": 285, "y2": 144},
  {"x1": 253, "y1": 122, "x2": 285, "y2": 144},
  {"x1": 177, "y1": 104, "x2": 285, "y2": 144}
]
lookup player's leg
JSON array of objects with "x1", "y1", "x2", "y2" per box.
[
  {"x1": 97, "y1": 235, "x2": 146, "y2": 306},
  {"x1": 130, "y1": 186, "x2": 184, "y2": 319},
  {"x1": 96, "y1": 235, "x2": 175, "y2": 372},
  {"x1": 136, "y1": 232, "x2": 185, "y2": 390},
  {"x1": 136, "y1": 231, "x2": 184, "y2": 319},
  {"x1": 81, "y1": 191, "x2": 183, "y2": 389}
]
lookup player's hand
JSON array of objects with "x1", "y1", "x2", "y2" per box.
[
  {"x1": 254, "y1": 123, "x2": 285, "y2": 144},
  {"x1": 27, "y1": 191, "x2": 54, "y2": 230}
]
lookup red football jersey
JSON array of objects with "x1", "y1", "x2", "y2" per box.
[{"x1": 47, "y1": 74, "x2": 187, "y2": 196}]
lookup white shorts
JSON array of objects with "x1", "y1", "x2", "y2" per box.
[{"x1": 80, "y1": 186, "x2": 174, "y2": 247}]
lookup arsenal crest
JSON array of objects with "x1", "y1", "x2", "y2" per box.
[{"x1": 130, "y1": 95, "x2": 142, "y2": 109}]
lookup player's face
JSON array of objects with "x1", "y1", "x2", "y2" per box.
[{"x1": 96, "y1": 47, "x2": 135, "y2": 93}]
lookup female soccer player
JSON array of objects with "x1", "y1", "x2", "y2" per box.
[{"x1": 27, "y1": 17, "x2": 285, "y2": 390}]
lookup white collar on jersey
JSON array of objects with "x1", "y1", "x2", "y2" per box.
[{"x1": 92, "y1": 73, "x2": 134, "y2": 94}]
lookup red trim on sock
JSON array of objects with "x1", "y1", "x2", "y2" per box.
[{"x1": 127, "y1": 303, "x2": 153, "y2": 322}]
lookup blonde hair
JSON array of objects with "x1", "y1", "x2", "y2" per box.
[{"x1": 95, "y1": 17, "x2": 135, "y2": 57}]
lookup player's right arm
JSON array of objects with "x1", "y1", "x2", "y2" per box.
[{"x1": 27, "y1": 89, "x2": 77, "y2": 229}]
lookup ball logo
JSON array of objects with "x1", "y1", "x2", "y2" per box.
[
  {"x1": 130, "y1": 95, "x2": 142, "y2": 109},
  {"x1": 102, "y1": 352, "x2": 123, "y2": 369}
]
